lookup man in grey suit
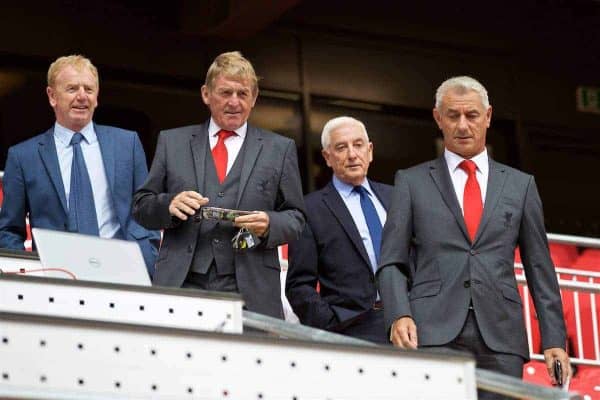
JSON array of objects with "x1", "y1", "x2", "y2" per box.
[
  {"x1": 377, "y1": 76, "x2": 571, "y2": 397},
  {"x1": 133, "y1": 51, "x2": 305, "y2": 318}
]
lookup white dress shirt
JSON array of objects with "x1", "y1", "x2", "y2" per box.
[
  {"x1": 444, "y1": 148, "x2": 489, "y2": 213},
  {"x1": 54, "y1": 121, "x2": 121, "y2": 238},
  {"x1": 208, "y1": 118, "x2": 247, "y2": 174},
  {"x1": 332, "y1": 175, "x2": 387, "y2": 272}
]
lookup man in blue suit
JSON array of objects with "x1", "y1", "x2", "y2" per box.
[
  {"x1": 0, "y1": 55, "x2": 158, "y2": 274},
  {"x1": 286, "y1": 116, "x2": 392, "y2": 343}
]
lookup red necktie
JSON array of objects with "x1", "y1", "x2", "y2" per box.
[
  {"x1": 212, "y1": 130, "x2": 236, "y2": 183},
  {"x1": 459, "y1": 160, "x2": 483, "y2": 242}
]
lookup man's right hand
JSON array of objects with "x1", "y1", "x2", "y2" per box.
[
  {"x1": 168, "y1": 191, "x2": 209, "y2": 220},
  {"x1": 390, "y1": 316, "x2": 418, "y2": 349}
]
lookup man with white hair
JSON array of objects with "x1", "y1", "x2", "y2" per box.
[
  {"x1": 286, "y1": 116, "x2": 392, "y2": 343},
  {"x1": 377, "y1": 76, "x2": 571, "y2": 397}
]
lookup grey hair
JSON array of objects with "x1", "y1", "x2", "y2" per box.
[
  {"x1": 435, "y1": 76, "x2": 490, "y2": 109},
  {"x1": 321, "y1": 116, "x2": 369, "y2": 149}
]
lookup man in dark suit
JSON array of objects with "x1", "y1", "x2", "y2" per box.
[
  {"x1": 0, "y1": 55, "x2": 158, "y2": 274},
  {"x1": 132, "y1": 51, "x2": 305, "y2": 319},
  {"x1": 286, "y1": 116, "x2": 391, "y2": 343},
  {"x1": 377, "y1": 76, "x2": 571, "y2": 397}
]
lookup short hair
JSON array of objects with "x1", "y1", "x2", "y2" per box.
[
  {"x1": 205, "y1": 51, "x2": 259, "y2": 96},
  {"x1": 435, "y1": 76, "x2": 490, "y2": 109},
  {"x1": 321, "y1": 116, "x2": 369, "y2": 149},
  {"x1": 47, "y1": 55, "x2": 99, "y2": 88}
]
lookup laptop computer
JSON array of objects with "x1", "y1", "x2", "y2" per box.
[{"x1": 32, "y1": 228, "x2": 151, "y2": 286}]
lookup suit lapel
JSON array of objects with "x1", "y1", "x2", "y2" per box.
[
  {"x1": 473, "y1": 159, "x2": 507, "y2": 244},
  {"x1": 429, "y1": 156, "x2": 470, "y2": 242},
  {"x1": 322, "y1": 182, "x2": 372, "y2": 268},
  {"x1": 236, "y1": 124, "x2": 263, "y2": 207},
  {"x1": 369, "y1": 180, "x2": 389, "y2": 210},
  {"x1": 95, "y1": 124, "x2": 116, "y2": 198},
  {"x1": 37, "y1": 128, "x2": 68, "y2": 215},
  {"x1": 190, "y1": 123, "x2": 209, "y2": 195}
]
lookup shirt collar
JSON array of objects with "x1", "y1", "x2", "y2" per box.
[
  {"x1": 332, "y1": 175, "x2": 372, "y2": 199},
  {"x1": 54, "y1": 121, "x2": 96, "y2": 146},
  {"x1": 208, "y1": 117, "x2": 247, "y2": 139},
  {"x1": 444, "y1": 148, "x2": 489, "y2": 175}
]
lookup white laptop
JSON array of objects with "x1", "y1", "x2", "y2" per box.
[{"x1": 32, "y1": 228, "x2": 151, "y2": 286}]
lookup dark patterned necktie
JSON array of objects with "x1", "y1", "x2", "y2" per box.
[{"x1": 67, "y1": 132, "x2": 99, "y2": 235}]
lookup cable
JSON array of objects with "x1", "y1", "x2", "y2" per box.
[{"x1": 2, "y1": 268, "x2": 77, "y2": 280}]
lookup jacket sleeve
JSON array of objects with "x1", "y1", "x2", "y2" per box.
[
  {"x1": 376, "y1": 169, "x2": 414, "y2": 332},
  {"x1": 264, "y1": 139, "x2": 306, "y2": 248},
  {"x1": 518, "y1": 176, "x2": 566, "y2": 351},
  {"x1": 0, "y1": 147, "x2": 27, "y2": 250},
  {"x1": 132, "y1": 132, "x2": 180, "y2": 230},
  {"x1": 286, "y1": 223, "x2": 338, "y2": 329}
]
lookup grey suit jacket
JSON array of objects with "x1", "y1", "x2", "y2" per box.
[
  {"x1": 132, "y1": 122, "x2": 306, "y2": 318},
  {"x1": 377, "y1": 156, "x2": 565, "y2": 359}
]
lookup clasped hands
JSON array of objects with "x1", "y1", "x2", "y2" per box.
[{"x1": 168, "y1": 191, "x2": 270, "y2": 237}]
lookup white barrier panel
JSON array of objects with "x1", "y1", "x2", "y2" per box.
[
  {"x1": 0, "y1": 250, "x2": 42, "y2": 275},
  {"x1": 0, "y1": 274, "x2": 243, "y2": 334},
  {"x1": 0, "y1": 312, "x2": 477, "y2": 400}
]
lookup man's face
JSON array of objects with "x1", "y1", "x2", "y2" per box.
[
  {"x1": 433, "y1": 89, "x2": 492, "y2": 159},
  {"x1": 322, "y1": 123, "x2": 373, "y2": 186},
  {"x1": 46, "y1": 65, "x2": 98, "y2": 132},
  {"x1": 201, "y1": 74, "x2": 257, "y2": 131}
]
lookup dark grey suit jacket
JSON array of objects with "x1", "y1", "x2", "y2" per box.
[
  {"x1": 377, "y1": 156, "x2": 565, "y2": 359},
  {"x1": 132, "y1": 122, "x2": 305, "y2": 318}
]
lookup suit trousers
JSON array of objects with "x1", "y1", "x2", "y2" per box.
[
  {"x1": 421, "y1": 310, "x2": 525, "y2": 400},
  {"x1": 182, "y1": 262, "x2": 238, "y2": 293},
  {"x1": 338, "y1": 308, "x2": 389, "y2": 345}
]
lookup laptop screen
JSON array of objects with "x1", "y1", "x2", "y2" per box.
[{"x1": 32, "y1": 228, "x2": 151, "y2": 286}]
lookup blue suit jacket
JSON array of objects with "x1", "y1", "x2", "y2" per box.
[
  {"x1": 286, "y1": 179, "x2": 392, "y2": 330},
  {"x1": 0, "y1": 124, "x2": 159, "y2": 274}
]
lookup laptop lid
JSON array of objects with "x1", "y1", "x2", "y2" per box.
[{"x1": 32, "y1": 228, "x2": 151, "y2": 286}]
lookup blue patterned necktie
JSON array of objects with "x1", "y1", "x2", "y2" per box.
[
  {"x1": 354, "y1": 185, "x2": 382, "y2": 266},
  {"x1": 67, "y1": 133, "x2": 99, "y2": 236}
]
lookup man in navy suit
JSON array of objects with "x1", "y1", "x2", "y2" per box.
[
  {"x1": 286, "y1": 116, "x2": 392, "y2": 343},
  {"x1": 0, "y1": 55, "x2": 158, "y2": 274}
]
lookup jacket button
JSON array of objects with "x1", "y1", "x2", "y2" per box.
[
  {"x1": 464, "y1": 280, "x2": 471, "y2": 288},
  {"x1": 187, "y1": 245, "x2": 193, "y2": 253},
  {"x1": 469, "y1": 249, "x2": 476, "y2": 255},
  {"x1": 218, "y1": 191, "x2": 225, "y2": 197},
  {"x1": 213, "y1": 238, "x2": 220, "y2": 244}
]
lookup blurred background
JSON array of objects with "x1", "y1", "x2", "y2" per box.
[{"x1": 0, "y1": 0, "x2": 599, "y2": 236}]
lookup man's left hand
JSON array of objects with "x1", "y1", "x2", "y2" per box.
[
  {"x1": 543, "y1": 347, "x2": 571, "y2": 386},
  {"x1": 235, "y1": 211, "x2": 270, "y2": 238}
]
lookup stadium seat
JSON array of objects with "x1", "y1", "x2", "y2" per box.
[
  {"x1": 522, "y1": 360, "x2": 553, "y2": 387},
  {"x1": 569, "y1": 367, "x2": 600, "y2": 399},
  {"x1": 572, "y1": 249, "x2": 600, "y2": 272},
  {"x1": 563, "y1": 281, "x2": 600, "y2": 374},
  {"x1": 548, "y1": 243, "x2": 579, "y2": 268}
]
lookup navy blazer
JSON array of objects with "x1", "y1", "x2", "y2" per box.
[
  {"x1": 286, "y1": 179, "x2": 392, "y2": 330},
  {"x1": 0, "y1": 124, "x2": 159, "y2": 274}
]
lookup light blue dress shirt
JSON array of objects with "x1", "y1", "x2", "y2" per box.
[
  {"x1": 53, "y1": 122, "x2": 121, "y2": 238},
  {"x1": 332, "y1": 175, "x2": 387, "y2": 272}
]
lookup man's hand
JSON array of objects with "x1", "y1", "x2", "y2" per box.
[
  {"x1": 543, "y1": 347, "x2": 571, "y2": 386},
  {"x1": 234, "y1": 211, "x2": 270, "y2": 238},
  {"x1": 390, "y1": 317, "x2": 418, "y2": 349},
  {"x1": 168, "y1": 191, "x2": 209, "y2": 220}
]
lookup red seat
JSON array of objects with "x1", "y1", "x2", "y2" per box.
[
  {"x1": 522, "y1": 360, "x2": 553, "y2": 386},
  {"x1": 572, "y1": 249, "x2": 600, "y2": 272},
  {"x1": 548, "y1": 243, "x2": 579, "y2": 268},
  {"x1": 570, "y1": 367, "x2": 600, "y2": 399},
  {"x1": 563, "y1": 278, "x2": 600, "y2": 374}
]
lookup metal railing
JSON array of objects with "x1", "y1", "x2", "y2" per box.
[{"x1": 243, "y1": 311, "x2": 581, "y2": 400}]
